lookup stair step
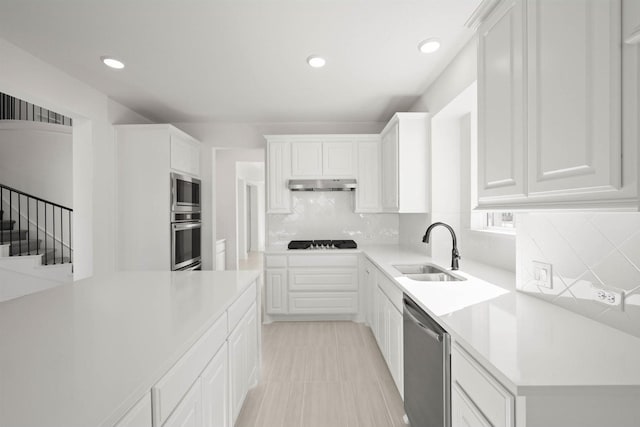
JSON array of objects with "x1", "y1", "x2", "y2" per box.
[
  {"x1": 42, "y1": 248, "x2": 71, "y2": 265},
  {"x1": 9, "y1": 239, "x2": 41, "y2": 256},
  {"x1": 0, "y1": 229, "x2": 28, "y2": 242},
  {"x1": 0, "y1": 220, "x2": 15, "y2": 231}
]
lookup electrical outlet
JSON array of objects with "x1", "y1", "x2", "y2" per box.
[
  {"x1": 591, "y1": 286, "x2": 625, "y2": 311},
  {"x1": 532, "y1": 261, "x2": 553, "y2": 289}
]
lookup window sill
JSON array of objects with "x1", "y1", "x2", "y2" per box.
[{"x1": 467, "y1": 228, "x2": 516, "y2": 238}]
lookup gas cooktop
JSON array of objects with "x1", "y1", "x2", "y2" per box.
[{"x1": 287, "y1": 240, "x2": 358, "y2": 250}]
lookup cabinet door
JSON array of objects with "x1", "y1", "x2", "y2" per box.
[
  {"x1": 381, "y1": 124, "x2": 399, "y2": 211},
  {"x1": 356, "y1": 140, "x2": 382, "y2": 212},
  {"x1": 163, "y1": 379, "x2": 203, "y2": 427},
  {"x1": 171, "y1": 135, "x2": 200, "y2": 177},
  {"x1": 387, "y1": 304, "x2": 403, "y2": 398},
  {"x1": 228, "y1": 323, "x2": 247, "y2": 424},
  {"x1": 267, "y1": 141, "x2": 291, "y2": 213},
  {"x1": 291, "y1": 141, "x2": 323, "y2": 177},
  {"x1": 201, "y1": 343, "x2": 228, "y2": 427},
  {"x1": 323, "y1": 141, "x2": 355, "y2": 177},
  {"x1": 374, "y1": 285, "x2": 388, "y2": 358},
  {"x1": 114, "y1": 393, "x2": 152, "y2": 427},
  {"x1": 246, "y1": 304, "x2": 259, "y2": 388},
  {"x1": 526, "y1": 0, "x2": 621, "y2": 196},
  {"x1": 477, "y1": 0, "x2": 526, "y2": 204},
  {"x1": 266, "y1": 269, "x2": 287, "y2": 314},
  {"x1": 452, "y1": 384, "x2": 492, "y2": 427}
]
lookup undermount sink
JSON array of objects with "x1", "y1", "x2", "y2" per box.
[{"x1": 393, "y1": 263, "x2": 466, "y2": 282}]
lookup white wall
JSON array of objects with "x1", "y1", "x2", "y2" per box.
[
  {"x1": 236, "y1": 162, "x2": 265, "y2": 256},
  {"x1": 400, "y1": 35, "x2": 515, "y2": 272},
  {"x1": 200, "y1": 147, "x2": 216, "y2": 270},
  {"x1": 216, "y1": 149, "x2": 265, "y2": 269},
  {"x1": 0, "y1": 121, "x2": 72, "y2": 207},
  {"x1": 0, "y1": 38, "x2": 152, "y2": 279}
]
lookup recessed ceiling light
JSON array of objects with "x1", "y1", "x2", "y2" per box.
[
  {"x1": 101, "y1": 56, "x2": 125, "y2": 69},
  {"x1": 418, "y1": 39, "x2": 441, "y2": 54},
  {"x1": 307, "y1": 55, "x2": 326, "y2": 68}
]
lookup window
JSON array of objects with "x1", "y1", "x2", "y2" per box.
[{"x1": 485, "y1": 212, "x2": 515, "y2": 230}]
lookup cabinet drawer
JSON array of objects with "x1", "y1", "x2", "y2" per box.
[
  {"x1": 288, "y1": 254, "x2": 359, "y2": 268},
  {"x1": 228, "y1": 281, "x2": 256, "y2": 333},
  {"x1": 451, "y1": 343, "x2": 514, "y2": 427},
  {"x1": 288, "y1": 291, "x2": 358, "y2": 314},
  {"x1": 265, "y1": 255, "x2": 287, "y2": 268},
  {"x1": 288, "y1": 268, "x2": 358, "y2": 291},
  {"x1": 152, "y1": 312, "x2": 227, "y2": 426},
  {"x1": 452, "y1": 383, "x2": 492, "y2": 427},
  {"x1": 114, "y1": 392, "x2": 152, "y2": 427}
]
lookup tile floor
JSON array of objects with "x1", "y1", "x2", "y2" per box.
[{"x1": 235, "y1": 321, "x2": 406, "y2": 427}]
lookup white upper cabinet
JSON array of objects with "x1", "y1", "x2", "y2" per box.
[
  {"x1": 266, "y1": 140, "x2": 291, "y2": 214},
  {"x1": 323, "y1": 140, "x2": 356, "y2": 177},
  {"x1": 170, "y1": 133, "x2": 201, "y2": 178},
  {"x1": 290, "y1": 138, "x2": 356, "y2": 178},
  {"x1": 526, "y1": 0, "x2": 621, "y2": 198},
  {"x1": 356, "y1": 138, "x2": 382, "y2": 212},
  {"x1": 291, "y1": 141, "x2": 323, "y2": 177},
  {"x1": 380, "y1": 113, "x2": 430, "y2": 213},
  {"x1": 477, "y1": 0, "x2": 526, "y2": 203},
  {"x1": 478, "y1": 0, "x2": 633, "y2": 209}
]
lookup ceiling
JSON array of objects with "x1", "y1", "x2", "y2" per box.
[{"x1": 0, "y1": 0, "x2": 480, "y2": 124}]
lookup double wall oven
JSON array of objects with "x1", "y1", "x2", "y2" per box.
[{"x1": 171, "y1": 172, "x2": 202, "y2": 271}]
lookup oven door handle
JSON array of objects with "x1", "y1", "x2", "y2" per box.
[
  {"x1": 172, "y1": 222, "x2": 201, "y2": 230},
  {"x1": 404, "y1": 303, "x2": 443, "y2": 343}
]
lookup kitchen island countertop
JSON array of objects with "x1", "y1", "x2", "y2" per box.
[{"x1": 0, "y1": 270, "x2": 260, "y2": 427}]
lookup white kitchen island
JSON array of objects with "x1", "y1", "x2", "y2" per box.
[{"x1": 0, "y1": 270, "x2": 261, "y2": 427}]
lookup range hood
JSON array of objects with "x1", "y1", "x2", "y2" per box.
[{"x1": 287, "y1": 178, "x2": 357, "y2": 192}]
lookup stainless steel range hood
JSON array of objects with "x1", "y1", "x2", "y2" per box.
[{"x1": 287, "y1": 178, "x2": 357, "y2": 192}]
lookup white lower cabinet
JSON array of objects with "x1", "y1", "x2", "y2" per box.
[
  {"x1": 371, "y1": 267, "x2": 404, "y2": 398},
  {"x1": 452, "y1": 384, "x2": 492, "y2": 427},
  {"x1": 163, "y1": 379, "x2": 202, "y2": 427},
  {"x1": 229, "y1": 302, "x2": 259, "y2": 424},
  {"x1": 114, "y1": 393, "x2": 152, "y2": 427},
  {"x1": 201, "y1": 343, "x2": 228, "y2": 427},
  {"x1": 451, "y1": 343, "x2": 514, "y2": 427},
  {"x1": 264, "y1": 254, "x2": 359, "y2": 316}
]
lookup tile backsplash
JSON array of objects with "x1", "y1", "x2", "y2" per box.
[
  {"x1": 517, "y1": 212, "x2": 640, "y2": 338},
  {"x1": 267, "y1": 192, "x2": 399, "y2": 247}
]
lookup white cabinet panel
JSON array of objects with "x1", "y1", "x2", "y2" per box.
[
  {"x1": 526, "y1": 0, "x2": 621, "y2": 196},
  {"x1": 215, "y1": 240, "x2": 226, "y2": 271},
  {"x1": 363, "y1": 259, "x2": 377, "y2": 330},
  {"x1": 114, "y1": 393, "x2": 152, "y2": 427},
  {"x1": 288, "y1": 254, "x2": 359, "y2": 268},
  {"x1": 152, "y1": 313, "x2": 227, "y2": 427},
  {"x1": 201, "y1": 344, "x2": 228, "y2": 427},
  {"x1": 288, "y1": 269, "x2": 358, "y2": 291},
  {"x1": 228, "y1": 302, "x2": 258, "y2": 424},
  {"x1": 356, "y1": 139, "x2": 382, "y2": 212},
  {"x1": 323, "y1": 141, "x2": 355, "y2": 177},
  {"x1": 477, "y1": 0, "x2": 526, "y2": 203},
  {"x1": 171, "y1": 134, "x2": 200, "y2": 177},
  {"x1": 266, "y1": 269, "x2": 287, "y2": 314},
  {"x1": 163, "y1": 379, "x2": 202, "y2": 427},
  {"x1": 288, "y1": 291, "x2": 358, "y2": 314},
  {"x1": 228, "y1": 318, "x2": 247, "y2": 424},
  {"x1": 381, "y1": 123, "x2": 399, "y2": 211},
  {"x1": 291, "y1": 141, "x2": 323, "y2": 177},
  {"x1": 228, "y1": 282, "x2": 256, "y2": 334},
  {"x1": 387, "y1": 302, "x2": 403, "y2": 398},
  {"x1": 452, "y1": 384, "x2": 492, "y2": 427},
  {"x1": 451, "y1": 344, "x2": 514, "y2": 427},
  {"x1": 267, "y1": 141, "x2": 291, "y2": 213}
]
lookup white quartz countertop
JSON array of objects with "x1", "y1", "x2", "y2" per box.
[
  {"x1": 358, "y1": 245, "x2": 640, "y2": 394},
  {"x1": 266, "y1": 245, "x2": 640, "y2": 394},
  {"x1": 0, "y1": 270, "x2": 260, "y2": 427}
]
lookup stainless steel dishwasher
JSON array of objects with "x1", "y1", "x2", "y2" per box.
[{"x1": 403, "y1": 295, "x2": 451, "y2": 427}]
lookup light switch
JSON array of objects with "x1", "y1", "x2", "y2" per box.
[{"x1": 533, "y1": 261, "x2": 552, "y2": 289}]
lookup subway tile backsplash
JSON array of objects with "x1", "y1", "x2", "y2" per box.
[
  {"x1": 267, "y1": 192, "x2": 399, "y2": 248},
  {"x1": 517, "y1": 212, "x2": 640, "y2": 338}
]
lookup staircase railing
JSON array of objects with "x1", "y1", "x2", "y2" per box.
[{"x1": 0, "y1": 183, "x2": 72, "y2": 265}]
